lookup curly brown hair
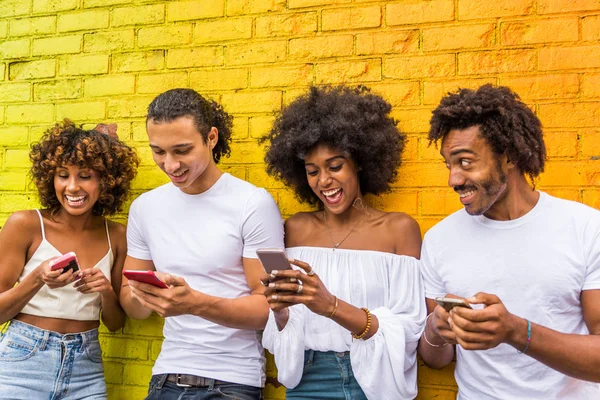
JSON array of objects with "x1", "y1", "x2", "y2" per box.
[
  {"x1": 429, "y1": 84, "x2": 546, "y2": 182},
  {"x1": 262, "y1": 85, "x2": 405, "y2": 206},
  {"x1": 30, "y1": 119, "x2": 139, "y2": 216}
]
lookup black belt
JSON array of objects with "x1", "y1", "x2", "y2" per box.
[{"x1": 166, "y1": 374, "x2": 226, "y2": 388}]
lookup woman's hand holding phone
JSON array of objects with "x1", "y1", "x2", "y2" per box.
[
  {"x1": 74, "y1": 268, "x2": 113, "y2": 295},
  {"x1": 38, "y1": 257, "x2": 80, "y2": 289}
]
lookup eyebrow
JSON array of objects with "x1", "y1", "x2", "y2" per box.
[
  {"x1": 305, "y1": 155, "x2": 346, "y2": 167},
  {"x1": 441, "y1": 148, "x2": 477, "y2": 158},
  {"x1": 149, "y1": 143, "x2": 193, "y2": 150}
]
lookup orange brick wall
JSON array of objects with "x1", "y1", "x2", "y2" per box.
[{"x1": 0, "y1": 1, "x2": 599, "y2": 399}]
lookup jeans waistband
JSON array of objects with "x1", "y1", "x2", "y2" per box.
[
  {"x1": 305, "y1": 349, "x2": 351, "y2": 364},
  {"x1": 7, "y1": 319, "x2": 98, "y2": 347}
]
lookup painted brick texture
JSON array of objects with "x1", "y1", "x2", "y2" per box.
[{"x1": 0, "y1": 1, "x2": 599, "y2": 399}]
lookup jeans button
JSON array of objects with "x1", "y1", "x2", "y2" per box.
[{"x1": 336, "y1": 352, "x2": 345, "y2": 358}]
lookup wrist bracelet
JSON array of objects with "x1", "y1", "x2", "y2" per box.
[
  {"x1": 423, "y1": 313, "x2": 448, "y2": 348},
  {"x1": 517, "y1": 319, "x2": 531, "y2": 354},
  {"x1": 327, "y1": 296, "x2": 339, "y2": 318},
  {"x1": 351, "y1": 308, "x2": 372, "y2": 340}
]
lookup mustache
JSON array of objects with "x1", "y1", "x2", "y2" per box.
[{"x1": 454, "y1": 185, "x2": 476, "y2": 193}]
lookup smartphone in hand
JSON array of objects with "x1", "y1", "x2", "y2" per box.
[
  {"x1": 123, "y1": 270, "x2": 168, "y2": 289},
  {"x1": 256, "y1": 248, "x2": 292, "y2": 274},
  {"x1": 49, "y1": 252, "x2": 80, "y2": 274},
  {"x1": 435, "y1": 297, "x2": 472, "y2": 312}
]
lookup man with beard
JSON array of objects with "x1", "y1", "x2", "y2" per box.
[{"x1": 418, "y1": 84, "x2": 600, "y2": 399}]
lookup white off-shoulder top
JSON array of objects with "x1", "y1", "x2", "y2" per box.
[{"x1": 262, "y1": 246, "x2": 426, "y2": 400}]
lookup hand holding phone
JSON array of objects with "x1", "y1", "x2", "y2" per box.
[
  {"x1": 435, "y1": 297, "x2": 472, "y2": 312},
  {"x1": 123, "y1": 270, "x2": 168, "y2": 289},
  {"x1": 257, "y1": 248, "x2": 292, "y2": 274},
  {"x1": 49, "y1": 252, "x2": 80, "y2": 274}
]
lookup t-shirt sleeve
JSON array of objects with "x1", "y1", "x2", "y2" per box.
[
  {"x1": 126, "y1": 199, "x2": 152, "y2": 260},
  {"x1": 420, "y1": 234, "x2": 446, "y2": 300},
  {"x1": 583, "y1": 215, "x2": 600, "y2": 291},
  {"x1": 241, "y1": 188, "x2": 284, "y2": 259}
]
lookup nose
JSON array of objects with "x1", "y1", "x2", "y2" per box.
[
  {"x1": 319, "y1": 170, "x2": 333, "y2": 187},
  {"x1": 164, "y1": 153, "x2": 180, "y2": 174},
  {"x1": 447, "y1": 166, "x2": 465, "y2": 189},
  {"x1": 66, "y1": 176, "x2": 80, "y2": 191}
]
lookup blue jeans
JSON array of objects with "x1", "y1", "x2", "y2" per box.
[
  {"x1": 286, "y1": 350, "x2": 367, "y2": 400},
  {"x1": 145, "y1": 374, "x2": 262, "y2": 400},
  {"x1": 0, "y1": 319, "x2": 106, "y2": 400}
]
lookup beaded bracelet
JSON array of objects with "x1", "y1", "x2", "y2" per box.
[
  {"x1": 328, "y1": 296, "x2": 339, "y2": 319},
  {"x1": 517, "y1": 319, "x2": 532, "y2": 354},
  {"x1": 352, "y1": 308, "x2": 372, "y2": 340}
]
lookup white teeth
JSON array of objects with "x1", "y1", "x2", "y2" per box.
[
  {"x1": 322, "y1": 188, "x2": 341, "y2": 197},
  {"x1": 66, "y1": 195, "x2": 85, "y2": 201},
  {"x1": 459, "y1": 190, "x2": 475, "y2": 198},
  {"x1": 171, "y1": 170, "x2": 186, "y2": 177}
]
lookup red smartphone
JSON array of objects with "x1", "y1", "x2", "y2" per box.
[
  {"x1": 49, "y1": 252, "x2": 80, "y2": 274},
  {"x1": 122, "y1": 270, "x2": 168, "y2": 289},
  {"x1": 256, "y1": 248, "x2": 292, "y2": 274}
]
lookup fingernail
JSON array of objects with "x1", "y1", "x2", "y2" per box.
[
  {"x1": 271, "y1": 271, "x2": 278, "y2": 276},
  {"x1": 467, "y1": 297, "x2": 476, "y2": 302},
  {"x1": 288, "y1": 258, "x2": 295, "y2": 263},
  {"x1": 290, "y1": 278, "x2": 297, "y2": 282},
  {"x1": 269, "y1": 283, "x2": 276, "y2": 288},
  {"x1": 271, "y1": 295, "x2": 278, "y2": 300}
]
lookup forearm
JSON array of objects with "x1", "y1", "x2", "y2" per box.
[
  {"x1": 0, "y1": 271, "x2": 44, "y2": 324},
  {"x1": 330, "y1": 299, "x2": 379, "y2": 340},
  {"x1": 418, "y1": 318, "x2": 454, "y2": 368},
  {"x1": 119, "y1": 285, "x2": 153, "y2": 320},
  {"x1": 100, "y1": 290, "x2": 126, "y2": 331},
  {"x1": 507, "y1": 318, "x2": 600, "y2": 382},
  {"x1": 193, "y1": 292, "x2": 269, "y2": 330}
]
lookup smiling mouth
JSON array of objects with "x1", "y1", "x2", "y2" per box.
[
  {"x1": 322, "y1": 188, "x2": 343, "y2": 204},
  {"x1": 169, "y1": 170, "x2": 188, "y2": 181},
  {"x1": 65, "y1": 195, "x2": 86, "y2": 207}
]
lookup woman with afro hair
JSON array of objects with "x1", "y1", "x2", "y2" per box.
[
  {"x1": 260, "y1": 86, "x2": 426, "y2": 400},
  {"x1": 0, "y1": 120, "x2": 138, "y2": 399}
]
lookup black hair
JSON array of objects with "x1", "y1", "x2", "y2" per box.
[
  {"x1": 262, "y1": 85, "x2": 405, "y2": 206},
  {"x1": 147, "y1": 88, "x2": 232, "y2": 163},
  {"x1": 429, "y1": 84, "x2": 546, "y2": 181}
]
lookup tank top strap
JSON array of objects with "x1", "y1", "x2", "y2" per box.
[
  {"x1": 35, "y1": 209, "x2": 46, "y2": 241},
  {"x1": 104, "y1": 219, "x2": 112, "y2": 252}
]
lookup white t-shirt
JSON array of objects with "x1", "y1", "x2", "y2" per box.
[
  {"x1": 421, "y1": 192, "x2": 600, "y2": 400},
  {"x1": 127, "y1": 173, "x2": 284, "y2": 387}
]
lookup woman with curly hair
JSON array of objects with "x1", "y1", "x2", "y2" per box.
[
  {"x1": 0, "y1": 120, "x2": 138, "y2": 399},
  {"x1": 260, "y1": 86, "x2": 426, "y2": 400}
]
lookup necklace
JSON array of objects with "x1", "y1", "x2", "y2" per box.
[{"x1": 323, "y1": 209, "x2": 365, "y2": 250}]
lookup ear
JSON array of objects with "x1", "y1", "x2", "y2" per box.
[{"x1": 207, "y1": 127, "x2": 219, "y2": 149}]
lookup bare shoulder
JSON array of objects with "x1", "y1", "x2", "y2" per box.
[
  {"x1": 0, "y1": 210, "x2": 42, "y2": 255},
  {"x1": 107, "y1": 219, "x2": 126, "y2": 238},
  {"x1": 383, "y1": 212, "x2": 422, "y2": 258},
  {"x1": 284, "y1": 211, "x2": 321, "y2": 247},
  {"x1": 2, "y1": 210, "x2": 41, "y2": 235}
]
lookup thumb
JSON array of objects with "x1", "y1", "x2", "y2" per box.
[
  {"x1": 466, "y1": 292, "x2": 500, "y2": 306},
  {"x1": 157, "y1": 272, "x2": 185, "y2": 287}
]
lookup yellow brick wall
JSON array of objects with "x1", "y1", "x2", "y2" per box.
[{"x1": 1, "y1": 1, "x2": 599, "y2": 399}]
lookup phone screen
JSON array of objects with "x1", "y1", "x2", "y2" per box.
[
  {"x1": 256, "y1": 249, "x2": 291, "y2": 274},
  {"x1": 49, "y1": 252, "x2": 80, "y2": 274}
]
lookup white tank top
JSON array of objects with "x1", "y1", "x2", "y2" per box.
[{"x1": 18, "y1": 210, "x2": 114, "y2": 321}]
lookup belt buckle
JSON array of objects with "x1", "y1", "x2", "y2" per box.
[{"x1": 176, "y1": 374, "x2": 192, "y2": 388}]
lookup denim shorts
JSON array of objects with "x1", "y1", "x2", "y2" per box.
[
  {"x1": 145, "y1": 374, "x2": 262, "y2": 400},
  {"x1": 286, "y1": 350, "x2": 367, "y2": 400},
  {"x1": 0, "y1": 319, "x2": 106, "y2": 400}
]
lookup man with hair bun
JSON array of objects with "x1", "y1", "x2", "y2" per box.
[
  {"x1": 119, "y1": 88, "x2": 284, "y2": 400},
  {"x1": 418, "y1": 84, "x2": 600, "y2": 399}
]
